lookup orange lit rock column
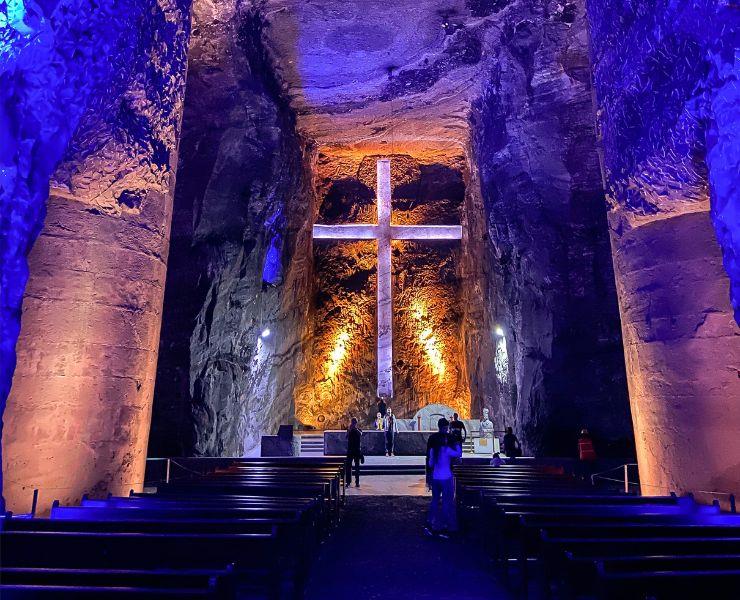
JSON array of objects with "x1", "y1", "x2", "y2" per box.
[
  {"x1": 611, "y1": 210, "x2": 740, "y2": 496},
  {"x1": 1, "y1": 2, "x2": 191, "y2": 513}
]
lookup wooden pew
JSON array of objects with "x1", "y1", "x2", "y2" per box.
[
  {"x1": 2, "y1": 458, "x2": 346, "y2": 599},
  {"x1": 594, "y1": 555, "x2": 740, "y2": 599},
  {"x1": 0, "y1": 565, "x2": 234, "y2": 598},
  {"x1": 543, "y1": 534, "x2": 740, "y2": 598},
  {"x1": 0, "y1": 530, "x2": 284, "y2": 598}
]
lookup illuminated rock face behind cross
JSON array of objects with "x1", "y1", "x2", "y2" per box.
[{"x1": 312, "y1": 159, "x2": 463, "y2": 398}]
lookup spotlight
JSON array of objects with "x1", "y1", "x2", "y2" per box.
[
  {"x1": 494, "y1": 326, "x2": 504, "y2": 337},
  {"x1": 261, "y1": 328, "x2": 271, "y2": 338}
]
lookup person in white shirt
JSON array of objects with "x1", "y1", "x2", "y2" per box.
[{"x1": 425, "y1": 417, "x2": 462, "y2": 537}]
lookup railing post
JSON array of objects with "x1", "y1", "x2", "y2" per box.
[
  {"x1": 730, "y1": 494, "x2": 736, "y2": 514},
  {"x1": 623, "y1": 464, "x2": 629, "y2": 494},
  {"x1": 165, "y1": 458, "x2": 171, "y2": 484},
  {"x1": 31, "y1": 489, "x2": 39, "y2": 517}
]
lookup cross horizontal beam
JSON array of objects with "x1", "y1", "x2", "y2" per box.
[
  {"x1": 391, "y1": 225, "x2": 463, "y2": 240},
  {"x1": 312, "y1": 224, "x2": 463, "y2": 241},
  {"x1": 312, "y1": 224, "x2": 377, "y2": 239}
]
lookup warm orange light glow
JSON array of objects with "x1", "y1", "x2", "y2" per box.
[
  {"x1": 420, "y1": 327, "x2": 446, "y2": 380},
  {"x1": 410, "y1": 300, "x2": 446, "y2": 382},
  {"x1": 326, "y1": 329, "x2": 351, "y2": 379}
]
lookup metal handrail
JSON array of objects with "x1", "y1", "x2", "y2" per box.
[
  {"x1": 590, "y1": 462, "x2": 737, "y2": 512},
  {"x1": 591, "y1": 462, "x2": 638, "y2": 493}
]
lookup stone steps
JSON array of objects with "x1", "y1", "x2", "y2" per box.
[
  {"x1": 298, "y1": 434, "x2": 324, "y2": 455},
  {"x1": 356, "y1": 463, "x2": 426, "y2": 476}
]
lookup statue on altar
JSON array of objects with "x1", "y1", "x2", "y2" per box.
[
  {"x1": 474, "y1": 407, "x2": 500, "y2": 455},
  {"x1": 479, "y1": 408, "x2": 494, "y2": 437}
]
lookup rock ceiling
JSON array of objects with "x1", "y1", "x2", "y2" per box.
[{"x1": 261, "y1": 0, "x2": 499, "y2": 152}]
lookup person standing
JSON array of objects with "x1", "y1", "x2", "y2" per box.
[
  {"x1": 578, "y1": 428, "x2": 597, "y2": 461},
  {"x1": 377, "y1": 396, "x2": 387, "y2": 419},
  {"x1": 345, "y1": 417, "x2": 363, "y2": 487},
  {"x1": 449, "y1": 413, "x2": 467, "y2": 444},
  {"x1": 425, "y1": 417, "x2": 462, "y2": 538},
  {"x1": 383, "y1": 407, "x2": 398, "y2": 456},
  {"x1": 503, "y1": 426, "x2": 521, "y2": 458}
]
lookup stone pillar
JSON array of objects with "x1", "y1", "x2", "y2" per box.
[
  {"x1": 2, "y1": 0, "x2": 191, "y2": 513},
  {"x1": 587, "y1": 0, "x2": 740, "y2": 497},
  {"x1": 612, "y1": 212, "x2": 740, "y2": 496}
]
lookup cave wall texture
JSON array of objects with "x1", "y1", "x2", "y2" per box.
[
  {"x1": 587, "y1": 0, "x2": 740, "y2": 495},
  {"x1": 469, "y1": 0, "x2": 632, "y2": 456},
  {"x1": 4, "y1": 0, "x2": 737, "y2": 512},
  {"x1": 1, "y1": 0, "x2": 191, "y2": 512},
  {"x1": 149, "y1": 0, "x2": 635, "y2": 458},
  {"x1": 149, "y1": 2, "x2": 311, "y2": 458}
]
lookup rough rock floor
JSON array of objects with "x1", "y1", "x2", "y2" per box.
[{"x1": 304, "y1": 496, "x2": 511, "y2": 600}]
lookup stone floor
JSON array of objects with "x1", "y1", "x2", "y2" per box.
[
  {"x1": 303, "y1": 496, "x2": 511, "y2": 600},
  {"x1": 346, "y1": 474, "x2": 429, "y2": 496},
  {"x1": 357, "y1": 455, "x2": 426, "y2": 465}
]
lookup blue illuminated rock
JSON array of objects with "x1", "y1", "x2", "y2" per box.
[
  {"x1": 587, "y1": 0, "x2": 740, "y2": 496},
  {"x1": 149, "y1": 4, "x2": 310, "y2": 458},
  {"x1": 1, "y1": 0, "x2": 191, "y2": 512},
  {"x1": 468, "y1": 0, "x2": 632, "y2": 456}
]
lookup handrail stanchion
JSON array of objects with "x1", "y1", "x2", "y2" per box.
[
  {"x1": 624, "y1": 464, "x2": 629, "y2": 494},
  {"x1": 731, "y1": 494, "x2": 736, "y2": 514},
  {"x1": 166, "y1": 458, "x2": 171, "y2": 484},
  {"x1": 31, "y1": 488, "x2": 39, "y2": 517}
]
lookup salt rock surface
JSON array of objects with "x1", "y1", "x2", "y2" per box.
[
  {"x1": 588, "y1": 0, "x2": 740, "y2": 497},
  {"x1": 2, "y1": 0, "x2": 191, "y2": 512},
  {"x1": 150, "y1": 0, "x2": 634, "y2": 458}
]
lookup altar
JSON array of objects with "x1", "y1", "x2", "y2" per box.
[
  {"x1": 324, "y1": 429, "x2": 436, "y2": 456},
  {"x1": 323, "y1": 403, "x2": 500, "y2": 456}
]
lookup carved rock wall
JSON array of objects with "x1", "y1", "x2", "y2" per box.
[
  {"x1": 295, "y1": 152, "x2": 472, "y2": 428},
  {"x1": 2, "y1": 0, "x2": 191, "y2": 512},
  {"x1": 149, "y1": 3, "x2": 311, "y2": 457},
  {"x1": 153, "y1": 0, "x2": 635, "y2": 456},
  {"x1": 469, "y1": 0, "x2": 632, "y2": 456},
  {"x1": 587, "y1": 0, "x2": 740, "y2": 495}
]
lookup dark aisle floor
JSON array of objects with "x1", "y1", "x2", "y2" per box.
[{"x1": 303, "y1": 496, "x2": 511, "y2": 600}]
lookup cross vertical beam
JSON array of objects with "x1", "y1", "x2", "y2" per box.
[{"x1": 376, "y1": 159, "x2": 393, "y2": 398}]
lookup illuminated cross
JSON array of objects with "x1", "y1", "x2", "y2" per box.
[{"x1": 313, "y1": 159, "x2": 463, "y2": 398}]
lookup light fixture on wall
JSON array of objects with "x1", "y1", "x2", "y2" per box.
[
  {"x1": 494, "y1": 325, "x2": 508, "y2": 385},
  {"x1": 261, "y1": 328, "x2": 271, "y2": 338}
]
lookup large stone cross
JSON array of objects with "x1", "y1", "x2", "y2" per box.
[{"x1": 313, "y1": 159, "x2": 463, "y2": 398}]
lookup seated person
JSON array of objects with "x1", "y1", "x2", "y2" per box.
[
  {"x1": 503, "y1": 426, "x2": 521, "y2": 458},
  {"x1": 374, "y1": 412, "x2": 383, "y2": 430},
  {"x1": 490, "y1": 452, "x2": 504, "y2": 467}
]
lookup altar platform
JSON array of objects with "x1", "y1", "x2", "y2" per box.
[{"x1": 324, "y1": 429, "x2": 433, "y2": 455}]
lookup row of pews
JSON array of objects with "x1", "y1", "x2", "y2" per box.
[
  {"x1": 0, "y1": 457, "x2": 345, "y2": 599},
  {"x1": 455, "y1": 462, "x2": 740, "y2": 599}
]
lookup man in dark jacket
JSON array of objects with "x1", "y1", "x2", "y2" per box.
[
  {"x1": 346, "y1": 418, "x2": 363, "y2": 487},
  {"x1": 449, "y1": 413, "x2": 467, "y2": 444},
  {"x1": 503, "y1": 426, "x2": 521, "y2": 458},
  {"x1": 377, "y1": 396, "x2": 387, "y2": 419}
]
